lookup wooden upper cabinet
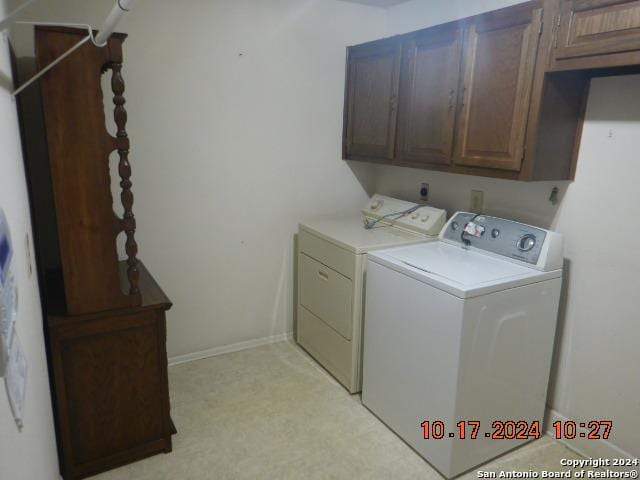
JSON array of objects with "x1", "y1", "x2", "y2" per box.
[
  {"x1": 558, "y1": 0, "x2": 640, "y2": 57},
  {"x1": 395, "y1": 23, "x2": 464, "y2": 167},
  {"x1": 340, "y1": 0, "x2": 614, "y2": 181},
  {"x1": 551, "y1": 0, "x2": 640, "y2": 68},
  {"x1": 343, "y1": 38, "x2": 402, "y2": 162},
  {"x1": 454, "y1": 5, "x2": 543, "y2": 171}
]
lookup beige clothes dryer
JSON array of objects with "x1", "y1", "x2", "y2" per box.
[{"x1": 296, "y1": 194, "x2": 446, "y2": 393}]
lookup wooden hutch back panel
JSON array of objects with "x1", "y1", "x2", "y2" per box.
[{"x1": 35, "y1": 27, "x2": 140, "y2": 315}]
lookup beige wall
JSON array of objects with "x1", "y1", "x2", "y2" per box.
[
  {"x1": 0, "y1": 2, "x2": 60, "y2": 478},
  {"x1": 380, "y1": 0, "x2": 640, "y2": 459},
  {"x1": 10, "y1": 0, "x2": 386, "y2": 359}
]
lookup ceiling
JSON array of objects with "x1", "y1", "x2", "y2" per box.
[{"x1": 337, "y1": 0, "x2": 412, "y2": 8}]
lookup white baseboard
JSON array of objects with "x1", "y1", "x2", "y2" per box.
[
  {"x1": 545, "y1": 408, "x2": 634, "y2": 460},
  {"x1": 168, "y1": 332, "x2": 293, "y2": 366}
]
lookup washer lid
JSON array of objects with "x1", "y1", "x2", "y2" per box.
[
  {"x1": 369, "y1": 242, "x2": 562, "y2": 298},
  {"x1": 299, "y1": 217, "x2": 434, "y2": 254}
]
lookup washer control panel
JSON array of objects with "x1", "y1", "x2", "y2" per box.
[
  {"x1": 441, "y1": 212, "x2": 548, "y2": 266},
  {"x1": 362, "y1": 194, "x2": 447, "y2": 237}
]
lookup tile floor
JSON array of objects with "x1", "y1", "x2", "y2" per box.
[{"x1": 95, "y1": 341, "x2": 587, "y2": 480}]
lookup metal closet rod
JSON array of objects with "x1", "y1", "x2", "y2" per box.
[
  {"x1": 8, "y1": 0, "x2": 138, "y2": 97},
  {"x1": 12, "y1": 22, "x2": 95, "y2": 97},
  {"x1": 0, "y1": 0, "x2": 38, "y2": 32}
]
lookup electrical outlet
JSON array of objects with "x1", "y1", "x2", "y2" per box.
[
  {"x1": 470, "y1": 190, "x2": 484, "y2": 213},
  {"x1": 420, "y1": 183, "x2": 429, "y2": 202}
]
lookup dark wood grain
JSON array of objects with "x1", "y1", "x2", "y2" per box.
[
  {"x1": 343, "y1": 37, "x2": 402, "y2": 161},
  {"x1": 126, "y1": 261, "x2": 172, "y2": 309},
  {"x1": 34, "y1": 27, "x2": 141, "y2": 314},
  {"x1": 107, "y1": 38, "x2": 140, "y2": 296},
  {"x1": 529, "y1": 71, "x2": 591, "y2": 180},
  {"x1": 555, "y1": 0, "x2": 640, "y2": 60},
  {"x1": 48, "y1": 261, "x2": 172, "y2": 330},
  {"x1": 395, "y1": 22, "x2": 463, "y2": 167},
  {"x1": 48, "y1": 305, "x2": 172, "y2": 479},
  {"x1": 454, "y1": 4, "x2": 543, "y2": 171},
  {"x1": 341, "y1": 0, "x2": 616, "y2": 181},
  {"x1": 341, "y1": 0, "x2": 640, "y2": 180},
  {"x1": 18, "y1": 26, "x2": 175, "y2": 480},
  {"x1": 549, "y1": 48, "x2": 640, "y2": 69},
  {"x1": 46, "y1": 258, "x2": 174, "y2": 480}
]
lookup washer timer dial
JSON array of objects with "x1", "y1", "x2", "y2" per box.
[{"x1": 517, "y1": 234, "x2": 536, "y2": 252}]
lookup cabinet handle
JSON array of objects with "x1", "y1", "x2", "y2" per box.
[
  {"x1": 448, "y1": 89, "x2": 455, "y2": 111},
  {"x1": 390, "y1": 94, "x2": 397, "y2": 112},
  {"x1": 554, "y1": 14, "x2": 562, "y2": 49},
  {"x1": 318, "y1": 270, "x2": 329, "y2": 281}
]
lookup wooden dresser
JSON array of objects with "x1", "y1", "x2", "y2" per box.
[{"x1": 18, "y1": 26, "x2": 175, "y2": 480}]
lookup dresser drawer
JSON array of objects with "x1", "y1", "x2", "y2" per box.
[{"x1": 299, "y1": 253, "x2": 353, "y2": 340}]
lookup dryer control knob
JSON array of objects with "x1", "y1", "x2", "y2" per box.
[{"x1": 371, "y1": 200, "x2": 383, "y2": 210}]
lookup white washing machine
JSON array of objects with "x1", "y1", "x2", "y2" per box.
[
  {"x1": 362, "y1": 212, "x2": 564, "y2": 478},
  {"x1": 297, "y1": 194, "x2": 447, "y2": 393}
]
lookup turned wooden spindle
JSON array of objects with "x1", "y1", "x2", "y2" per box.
[{"x1": 110, "y1": 61, "x2": 140, "y2": 295}]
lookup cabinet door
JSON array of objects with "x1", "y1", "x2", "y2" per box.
[
  {"x1": 454, "y1": 5, "x2": 543, "y2": 171},
  {"x1": 396, "y1": 24, "x2": 463, "y2": 166},
  {"x1": 555, "y1": 0, "x2": 640, "y2": 59},
  {"x1": 344, "y1": 39, "x2": 402, "y2": 161},
  {"x1": 49, "y1": 309, "x2": 172, "y2": 478}
]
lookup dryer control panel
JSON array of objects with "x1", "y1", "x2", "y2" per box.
[
  {"x1": 362, "y1": 194, "x2": 447, "y2": 237},
  {"x1": 440, "y1": 212, "x2": 564, "y2": 271}
]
